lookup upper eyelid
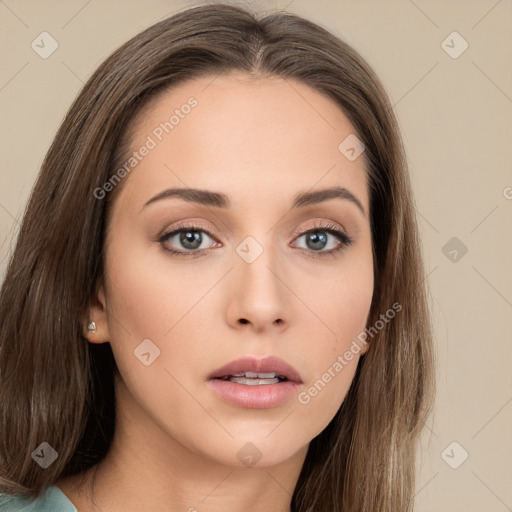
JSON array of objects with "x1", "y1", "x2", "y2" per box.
[
  {"x1": 160, "y1": 220, "x2": 348, "y2": 238},
  {"x1": 293, "y1": 219, "x2": 348, "y2": 235},
  {"x1": 159, "y1": 222, "x2": 216, "y2": 239}
]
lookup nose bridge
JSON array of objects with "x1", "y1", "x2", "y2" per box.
[
  {"x1": 236, "y1": 231, "x2": 282, "y2": 301},
  {"x1": 228, "y1": 229, "x2": 289, "y2": 330}
]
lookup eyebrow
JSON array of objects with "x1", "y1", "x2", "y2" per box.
[{"x1": 142, "y1": 186, "x2": 366, "y2": 217}]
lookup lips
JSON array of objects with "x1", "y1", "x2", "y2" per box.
[{"x1": 207, "y1": 355, "x2": 303, "y2": 384}]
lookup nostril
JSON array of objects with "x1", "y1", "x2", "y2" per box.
[{"x1": 239, "y1": 318, "x2": 249, "y2": 324}]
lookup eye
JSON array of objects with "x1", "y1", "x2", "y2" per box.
[
  {"x1": 292, "y1": 222, "x2": 353, "y2": 258},
  {"x1": 158, "y1": 223, "x2": 219, "y2": 256},
  {"x1": 157, "y1": 221, "x2": 353, "y2": 258}
]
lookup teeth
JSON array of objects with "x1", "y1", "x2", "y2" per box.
[
  {"x1": 247, "y1": 371, "x2": 276, "y2": 378},
  {"x1": 228, "y1": 377, "x2": 280, "y2": 385},
  {"x1": 217, "y1": 371, "x2": 288, "y2": 384},
  {"x1": 229, "y1": 372, "x2": 277, "y2": 378}
]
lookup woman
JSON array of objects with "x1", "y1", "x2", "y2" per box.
[{"x1": 0, "y1": 3, "x2": 435, "y2": 511}]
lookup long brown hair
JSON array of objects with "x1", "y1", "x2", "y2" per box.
[{"x1": 0, "y1": 4, "x2": 435, "y2": 510}]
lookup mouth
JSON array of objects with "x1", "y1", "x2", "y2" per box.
[
  {"x1": 206, "y1": 356, "x2": 303, "y2": 409},
  {"x1": 216, "y1": 372, "x2": 288, "y2": 385},
  {"x1": 207, "y1": 355, "x2": 303, "y2": 385}
]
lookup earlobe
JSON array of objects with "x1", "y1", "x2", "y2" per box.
[
  {"x1": 83, "y1": 283, "x2": 110, "y2": 344},
  {"x1": 359, "y1": 342, "x2": 370, "y2": 355}
]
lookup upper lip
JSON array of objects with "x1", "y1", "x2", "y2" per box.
[{"x1": 208, "y1": 355, "x2": 303, "y2": 383}]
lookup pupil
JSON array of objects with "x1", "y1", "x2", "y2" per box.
[
  {"x1": 180, "y1": 230, "x2": 202, "y2": 249},
  {"x1": 307, "y1": 231, "x2": 327, "y2": 250}
]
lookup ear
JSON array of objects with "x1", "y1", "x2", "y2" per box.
[
  {"x1": 83, "y1": 282, "x2": 111, "y2": 344},
  {"x1": 359, "y1": 340, "x2": 370, "y2": 355}
]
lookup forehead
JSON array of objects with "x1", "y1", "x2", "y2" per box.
[{"x1": 115, "y1": 72, "x2": 369, "y2": 214}]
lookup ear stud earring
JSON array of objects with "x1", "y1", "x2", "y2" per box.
[{"x1": 87, "y1": 321, "x2": 97, "y2": 332}]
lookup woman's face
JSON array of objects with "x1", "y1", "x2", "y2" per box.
[{"x1": 94, "y1": 72, "x2": 374, "y2": 468}]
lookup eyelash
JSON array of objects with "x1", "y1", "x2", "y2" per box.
[{"x1": 158, "y1": 221, "x2": 354, "y2": 259}]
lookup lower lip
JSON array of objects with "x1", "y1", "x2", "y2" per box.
[{"x1": 206, "y1": 378, "x2": 302, "y2": 409}]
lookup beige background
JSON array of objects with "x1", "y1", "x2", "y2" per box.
[{"x1": 1, "y1": 0, "x2": 511, "y2": 510}]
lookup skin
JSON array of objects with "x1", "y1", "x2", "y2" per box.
[{"x1": 56, "y1": 72, "x2": 374, "y2": 512}]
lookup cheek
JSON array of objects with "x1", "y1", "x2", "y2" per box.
[
  {"x1": 293, "y1": 286, "x2": 370, "y2": 432},
  {"x1": 101, "y1": 234, "x2": 223, "y2": 387},
  {"x1": 100, "y1": 245, "x2": 206, "y2": 434},
  {"x1": 293, "y1": 245, "x2": 374, "y2": 347},
  {"x1": 100, "y1": 239, "x2": 173, "y2": 377},
  {"x1": 104, "y1": 238, "x2": 196, "y2": 338},
  {"x1": 292, "y1": 252, "x2": 373, "y2": 418}
]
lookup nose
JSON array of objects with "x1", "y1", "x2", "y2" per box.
[{"x1": 226, "y1": 248, "x2": 290, "y2": 334}]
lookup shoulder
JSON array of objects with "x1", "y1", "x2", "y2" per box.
[{"x1": 0, "y1": 486, "x2": 77, "y2": 511}]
